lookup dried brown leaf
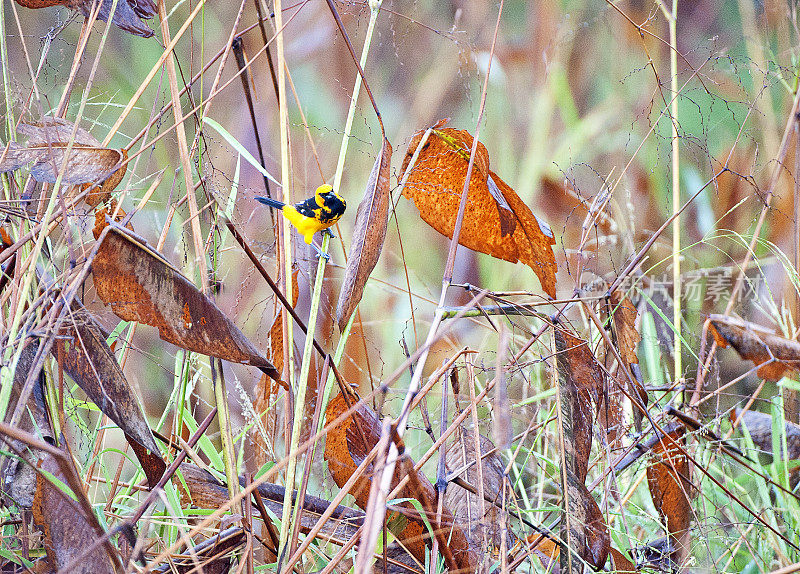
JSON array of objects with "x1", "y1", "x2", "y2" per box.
[
  {"x1": 734, "y1": 408, "x2": 800, "y2": 461},
  {"x1": 401, "y1": 123, "x2": 557, "y2": 297},
  {"x1": 555, "y1": 328, "x2": 603, "y2": 482},
  {"x1": 15, "y1": 0, "x2": 156, "y2": 37},
  {"x1": 32, "y1": 454, "x2": 118, "y2": 573},
  {"x1": 91, "y1": 224, "x2": 280, "y2": 379},
  {"x1": 646, "y1": 426, "x2": 691, "y2": 566},
  {"x1": 336, "y1": 136, "x2": 392, "y2": 330},
  {"x1": 444, "y1": 432, "x2": 511, "y2": 550},
  {"x1": 55, "y1": 299, "x2": 164, "y2": 486},
  {"x1": 2, "y1": 341, "x2": 51, "y2": 509},
  {"x1": 710, "y1": 314, "x2": 800, "y2": 381},
  {"x1": 608, "y1": 290, "x2": 640, "y2": 367},
  {"x1": 0, "y1": 118, "x2": 125, "y2": 189},
  {"x1": 324, "y1": 392, "x2": 474, "y2": 569}
]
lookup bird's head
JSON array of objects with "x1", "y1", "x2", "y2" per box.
[{"x1": 315, "y1": 184, "x2": 344, "y2": 208}]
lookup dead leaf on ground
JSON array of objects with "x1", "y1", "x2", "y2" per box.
[
  {"x1": 324, "y1": 392, "x2": 475, "y2": 570},
  {"x1": 401, "y1": 123, "x2": 557, "y2": 298},
  {"x1": 33, "y1": 453, "x2": 119, "y2": 573},
  {"x1": 14, "y1": 0, "x2": 157, "y2": 37},
  {"x1": 55, "y1": 299, "x2": 164, "y2": 487},
  {"x1": 0, "y1": 117, "x2": 125, "y2": 189},
  {"x1": 709, "y1": 314, "x2": 800, "y2": 381},
  {"x1": 91, "y1": 223, "x2": 280, "y2": 380},
  {"x1": 646, "y1": 425, "x2": 691, "y2": 567},
  {"x1": 336, "y1": 136, "x2": 392, "y2": 330}
]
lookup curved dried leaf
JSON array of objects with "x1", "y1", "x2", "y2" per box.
[
  {"x1": 558, "y1": 471, "x2": 610, "y2": 570},
  {"x1": 646, "y1": 426, "x2": 691, "y2": 566},
  {"x1": 401, "y1": 124, "x2": 557, "y2": 297},
  {"x1": 555, "y1": 328, "x2": 603, "y2": 482},
  {"x1": 15, "y1": 0, "x2": 156, "y2": 37},
  {"x1": 336, "y1": 137, "x2": 392, "y2": 330},
  {"x1": 33, "y1": 454, "x2": 118, "y2": 574},
  {"x1": 91, "y1": 224, "x2": 280, "y2": 379},
  {"x1": 710, "y1": 314, "x2": 800, "y2": 381},
  {"x1": 55, "y1": 299, "x2": 164, "y2": 486},
  {"x1": 324, "y1": 393, "x2": 475, "y2": 569},
  {"x1": 3, "y1": 341, "x2": 51, "y2": 509},
  {"x1": 0, "y1": 118, "x2": 127, "y2": 197},
  {"x1": 17, "y1": 117, "x2": 100, "y2": 147},
  {"x1": 608, "y1": 290, "x2": 640, "y2": 366}
]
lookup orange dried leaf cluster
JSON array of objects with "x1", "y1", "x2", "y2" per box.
[
  {"x1": 401, "y1": 123, "x2": 557, "y2": 298},
  {"x1": 709, "y1": 314, "x2": 800, "y2": 381}
]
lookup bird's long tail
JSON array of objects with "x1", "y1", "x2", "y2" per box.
[{"x1": 255, "y1": 196, "x2": 285, "y2": 209}]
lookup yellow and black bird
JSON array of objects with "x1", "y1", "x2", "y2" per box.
[{"x1": 256, "y1": 184, "x2": 346, "y2": 257}]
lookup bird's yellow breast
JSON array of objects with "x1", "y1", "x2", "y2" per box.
[{"x1": 283, "y1": 206, "x2": 327, "y2": 244}]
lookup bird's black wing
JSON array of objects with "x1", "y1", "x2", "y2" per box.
[{"x1": 294, "y1": 197, "x2": 318, "y2": 218}]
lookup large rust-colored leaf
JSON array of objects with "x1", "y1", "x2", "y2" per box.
[
  {"x1": 14, "y1": 0, "x2": 156, "y2": 37},
  {"x1": 646, "y1": 425, "x2": 691, "y2": 566},
  {"x1": 444, "y1": 432, "x2": 511, "y2": 551},
  {"x1": 91, "y1": 224, "x2": 280, "y2": 379},
  {"x1": 55, "y1": 299, "x2": 165, "y2": 487},
  {"x1": 710, "y1": 314, "x2": 800, "y2": 381},
  {"x1": 336, "y1": 137, "x2": 392, "y2": 330},
  {"x1": 0, "y1": 118, "x2": 125, "y2": 187},
  {"x1": 401, "y1": 124, "x2": 557, "y2": 297},
  {"x1": 324, "y1": 392, "x2": 475, "y2": 570},
  {"x1": 32, "y1": 453, "x2": 119, "y2": 573}
]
